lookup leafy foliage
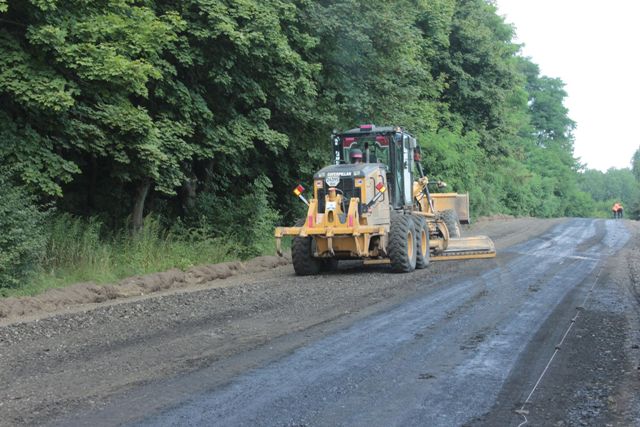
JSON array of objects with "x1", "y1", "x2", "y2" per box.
[
  {"x1": 188, "y1": 175, "x2": 280, "y2": 258},
  {"x1": 0, "y1": 173, "x2": 47, "y2": 288}
]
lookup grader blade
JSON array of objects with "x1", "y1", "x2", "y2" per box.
[{"x1": 431, "y1": 235, "x2": 496, "y2": 261}]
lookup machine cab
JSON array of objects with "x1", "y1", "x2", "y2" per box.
[{"x1": 332, "y1": 125, "x2": 417, "y2": 210}]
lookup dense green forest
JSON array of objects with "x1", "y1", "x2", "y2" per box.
[{"x1": 1, "y1": 0, "x2": 639, "y2": 291}]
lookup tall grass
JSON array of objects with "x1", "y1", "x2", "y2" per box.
[{"x1": 7, "y1": 214, "x2": 240, "y2": 297}]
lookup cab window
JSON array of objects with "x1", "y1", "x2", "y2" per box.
[{"x1": 342, "y1": 141, "x2": 390, "y2": 165}]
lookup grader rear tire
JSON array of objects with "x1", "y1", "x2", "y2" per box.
[
  {"x1": 413, "y1": 216, "x2": 430, "y2": 269},
  {"x1": 440, "y1": 209, "x2": 461, "y2": 238},
  {"x1": 388, "y1": 214, "x2": 417, "y2": 273},
  {"x1": 292, "y1": 236, "x2": 322, "y2": 275}
]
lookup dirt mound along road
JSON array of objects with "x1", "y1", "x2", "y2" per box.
[
  {"x1": 0, "y1": 255, "x2": 290, "y2": 322},
  {"x1": 1, "y1": 217, "x2": 638, "y2": 426}
]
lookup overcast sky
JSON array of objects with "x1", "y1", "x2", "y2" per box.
[{"x1": 496, "y1": 0, "x2": 640, "y2": 172}]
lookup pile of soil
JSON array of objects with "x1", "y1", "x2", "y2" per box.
[{"x1": 0, "y1": 255, "x2": 290, "y2": 321}]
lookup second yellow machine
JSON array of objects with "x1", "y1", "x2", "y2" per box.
[{"x1": 275, "y1": 125, "x2": 495, "y2": 275}]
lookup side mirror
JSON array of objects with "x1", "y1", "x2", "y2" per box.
[{"x1": 437, "y1": 181, "x2": 447, "y2": 188}]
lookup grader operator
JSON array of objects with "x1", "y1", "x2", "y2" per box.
[{"x1": 275, "y1": 125, "x2": 495, "y2": 275}]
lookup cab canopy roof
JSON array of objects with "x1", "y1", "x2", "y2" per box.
[{"x1": 337, "y1": 124, "x2": 413, "y2": 137}]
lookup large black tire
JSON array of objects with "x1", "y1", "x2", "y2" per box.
[
  {"x1": 291, "y1": 218, "x2": 322, "y2": 275},
  {"x1": 292, "y1": 235, "x2": 322, "y2": 275},
  {"x1": 388, "y1": 214, "x2": 417, "y2": 273},
  {"x1": 440, "y1": 209, "x2": 461, "y2": 238},
  {"x1": 413, "y1": 216, "x2": 430, "y2": 269}
]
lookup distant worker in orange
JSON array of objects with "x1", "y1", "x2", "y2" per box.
[{"x1": 612, "y1": 202, "x2": 624, "y2": 219}]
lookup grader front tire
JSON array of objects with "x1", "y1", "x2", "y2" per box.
[
  {"x1": 389, "y1": 214, "x2": 417, "y2": 273},
  {"x1": 292, "y1": 236, "x2": 322, "y2": 276}
]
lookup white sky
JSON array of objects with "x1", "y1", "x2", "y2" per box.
[{"x1": 496, "y1": 0, "x2": 640, "y2": 172}]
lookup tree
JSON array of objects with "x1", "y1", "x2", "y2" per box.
[
  {"x1": 1, "y1": 0, "x2": 187, "y2": 230},
  {"x1": 632, "y1": 147, "x2": 640, "y2": 182},
  {"x1": 433, "y1": 0, "x2": 522, "y2": 156}
]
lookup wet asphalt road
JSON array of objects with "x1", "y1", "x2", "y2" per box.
[{"x1": 120, "y1": 219, "x2": 629, "y2": 426}]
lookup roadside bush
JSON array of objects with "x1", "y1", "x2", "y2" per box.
[
  {"x1": 191, "y1": 175, "x2": 280, "y2": 258},
  {"x1": 230, "y1": 175, "x2": 280, "y2": 258},
  {"x1": 0, "y1": 174, "x2": 47, "y2": 289}
]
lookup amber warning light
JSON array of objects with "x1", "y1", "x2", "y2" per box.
[
  {"x1": 293, "y1": 184, "x2": 305, "y2": 196},
  {"x1": 366, "y1": 180, "x2": 386, "y2": 211},
  {"x1": 293, "y1": 184, "x2": 309, "y2": 206}
]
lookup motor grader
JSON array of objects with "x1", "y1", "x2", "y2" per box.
[{"x1": 275, "y1": 125, "x2": 495, "y2": 275}]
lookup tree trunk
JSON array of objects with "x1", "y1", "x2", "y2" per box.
[
  {"x1": 87, "y1": 155, "x2": 97, "y2": 215},
  {"x1": 181, "y1": 173, "x2": 198, "y2": 214},
  {"x1": 132, "y1": 179, "x2": 151, "y2": 233}
]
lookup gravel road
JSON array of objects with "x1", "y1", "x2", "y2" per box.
[{"x1": 1, "y1": 217, "x2": 639, "y2": 426}]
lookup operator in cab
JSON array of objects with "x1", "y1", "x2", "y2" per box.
[{"x1": 350, "y1": 148, "x2": 363, "y2": 164}]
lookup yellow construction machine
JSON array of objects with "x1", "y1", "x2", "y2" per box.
[{"x1": 275, "y1": 125, "x2": 495, "y2": 275}]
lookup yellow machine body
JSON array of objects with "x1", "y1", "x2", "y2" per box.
[
  {"x1": 275, "y1": 170, "x2": 495, "y2": 262},
  {"x1": 275, "y1": 163, "x2": 391, "y2": 259}
]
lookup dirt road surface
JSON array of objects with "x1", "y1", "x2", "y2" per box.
[{"x1": 1, "y1": 218, "x2": 639, "y2": 426}]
